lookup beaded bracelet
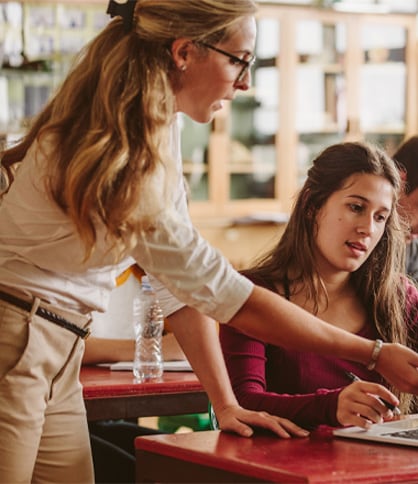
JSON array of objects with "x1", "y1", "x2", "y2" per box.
[{"x1": 367, "y1": 339, "x2": 383, "y2": 371}]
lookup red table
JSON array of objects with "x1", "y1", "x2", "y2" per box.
[
  {"x1": 80, "y1": 366, "x2": 208, "y2": 421},
  {"x1": 135, "y1": 428, "x2": 418, "y2": 483}
]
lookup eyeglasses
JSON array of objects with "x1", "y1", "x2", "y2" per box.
[{"x1": 198, "y1": 41, "x2": 256, "y2": 83}]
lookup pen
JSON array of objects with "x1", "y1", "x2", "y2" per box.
[{"x1": 344, "y1": 371, "x2": 401, "y2": 416}]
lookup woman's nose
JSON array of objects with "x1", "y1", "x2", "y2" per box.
[
  {"x1": 356, "y1": 216, "x2": 374, "y2": 235},
  {"x1": 234, "y1": 71, "x2": 252, "y2": 91}
]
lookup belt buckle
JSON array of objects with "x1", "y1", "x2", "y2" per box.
[{"x1": 83, "y1": 327, "x2": 91, "y2": 340}]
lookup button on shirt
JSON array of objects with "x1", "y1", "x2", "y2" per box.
[{"x1": 0, "y1": 118, "x2": 253, "y2": 322}]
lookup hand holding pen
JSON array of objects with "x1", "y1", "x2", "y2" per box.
[
  {"x1": 345, "y1": 371, "x2": 401, "y2": 416},
  {"x1": 335, "y1": 371, "x2": 401, "y2": 429}
]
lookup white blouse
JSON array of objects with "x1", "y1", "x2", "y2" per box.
[{"x1": 0, "y1": 118, "x2": 253, "y2": 323}]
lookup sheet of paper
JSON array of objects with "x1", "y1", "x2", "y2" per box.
[{"x1": 98, "y1": 360, "x2": 193, "y2": 372}]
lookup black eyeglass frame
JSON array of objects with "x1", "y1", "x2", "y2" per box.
[{"x1": 198, "y1": 41, "x2": 256, "y2": 83}]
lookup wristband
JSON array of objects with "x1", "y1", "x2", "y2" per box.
[{"x1": 367, "y1": 339, "x2": 383, "y2": 371}]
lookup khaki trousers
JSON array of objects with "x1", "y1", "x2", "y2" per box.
[{"x1": 0, "y1": 298, "x2": 94, "y2": 483}]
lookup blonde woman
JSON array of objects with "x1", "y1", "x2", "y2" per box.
[{"x1": 1, "y1": 2, "x2": 418, "y2": 481}]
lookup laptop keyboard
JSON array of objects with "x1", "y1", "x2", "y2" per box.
[{"x1": 384, "y1": 428, "x2": 418, "y2": 440}]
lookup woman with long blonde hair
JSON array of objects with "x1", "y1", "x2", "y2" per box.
[{"x1": 1, "y1": 2, "x2": 418, "y2": 481}]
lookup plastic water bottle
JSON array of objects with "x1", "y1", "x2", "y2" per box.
[{"x1": 133, "y1": 275, "x2": 164, "y2": 382}]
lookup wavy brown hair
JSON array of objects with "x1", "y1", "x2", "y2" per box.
[
  {"x1": 242, "y1": 142, "x2": 417, "y2": 413},
  {"x1": 1, "y1": 0, "x2": 257, "y2": 259}
]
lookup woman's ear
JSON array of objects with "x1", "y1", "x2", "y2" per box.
[{"x1": 171, "y1": 39, "x2": 193, "y2": 71}]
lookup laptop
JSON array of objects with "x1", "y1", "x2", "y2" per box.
[{"x1": 333, "y1": 414, "x2": 418, "y2": 447}]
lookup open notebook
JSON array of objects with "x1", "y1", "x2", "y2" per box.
[
  {"x1": 99, "y1": 360, "x2": 192, "y2": 372},
  {"x1": 333, "y1": 414, "x2": 418, "y2": 447}
]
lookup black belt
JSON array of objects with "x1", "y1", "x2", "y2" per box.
[{"x1": 0, "y1": 290, "x2": 90, "y2": 339}]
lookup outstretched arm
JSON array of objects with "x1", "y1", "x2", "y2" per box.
[
  {"x1": 220, "y1": 305, "x2": 402, "y2": 430},
  {"x1": 168, "y1": 306, "x2": 309, "y2": 439},
  {"x1": 229, "y1": 286, "x2": 418, "y2": 395}
]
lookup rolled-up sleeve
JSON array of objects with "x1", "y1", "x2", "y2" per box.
[{"x1": 134, "y1": 200, "x2": 253, "y2": 323}]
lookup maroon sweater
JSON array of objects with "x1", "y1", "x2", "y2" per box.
[{"x1": 219, "y1": 282, "x2": 418, "y2": 429}]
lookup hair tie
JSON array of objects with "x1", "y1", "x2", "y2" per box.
[{"x1": 106, "y1": 0, "x2": 137, "y2": 32}]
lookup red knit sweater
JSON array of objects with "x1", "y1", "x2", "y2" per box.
[{"x1": 219, "y1": 282, "x2": 418, "y2": 429}]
